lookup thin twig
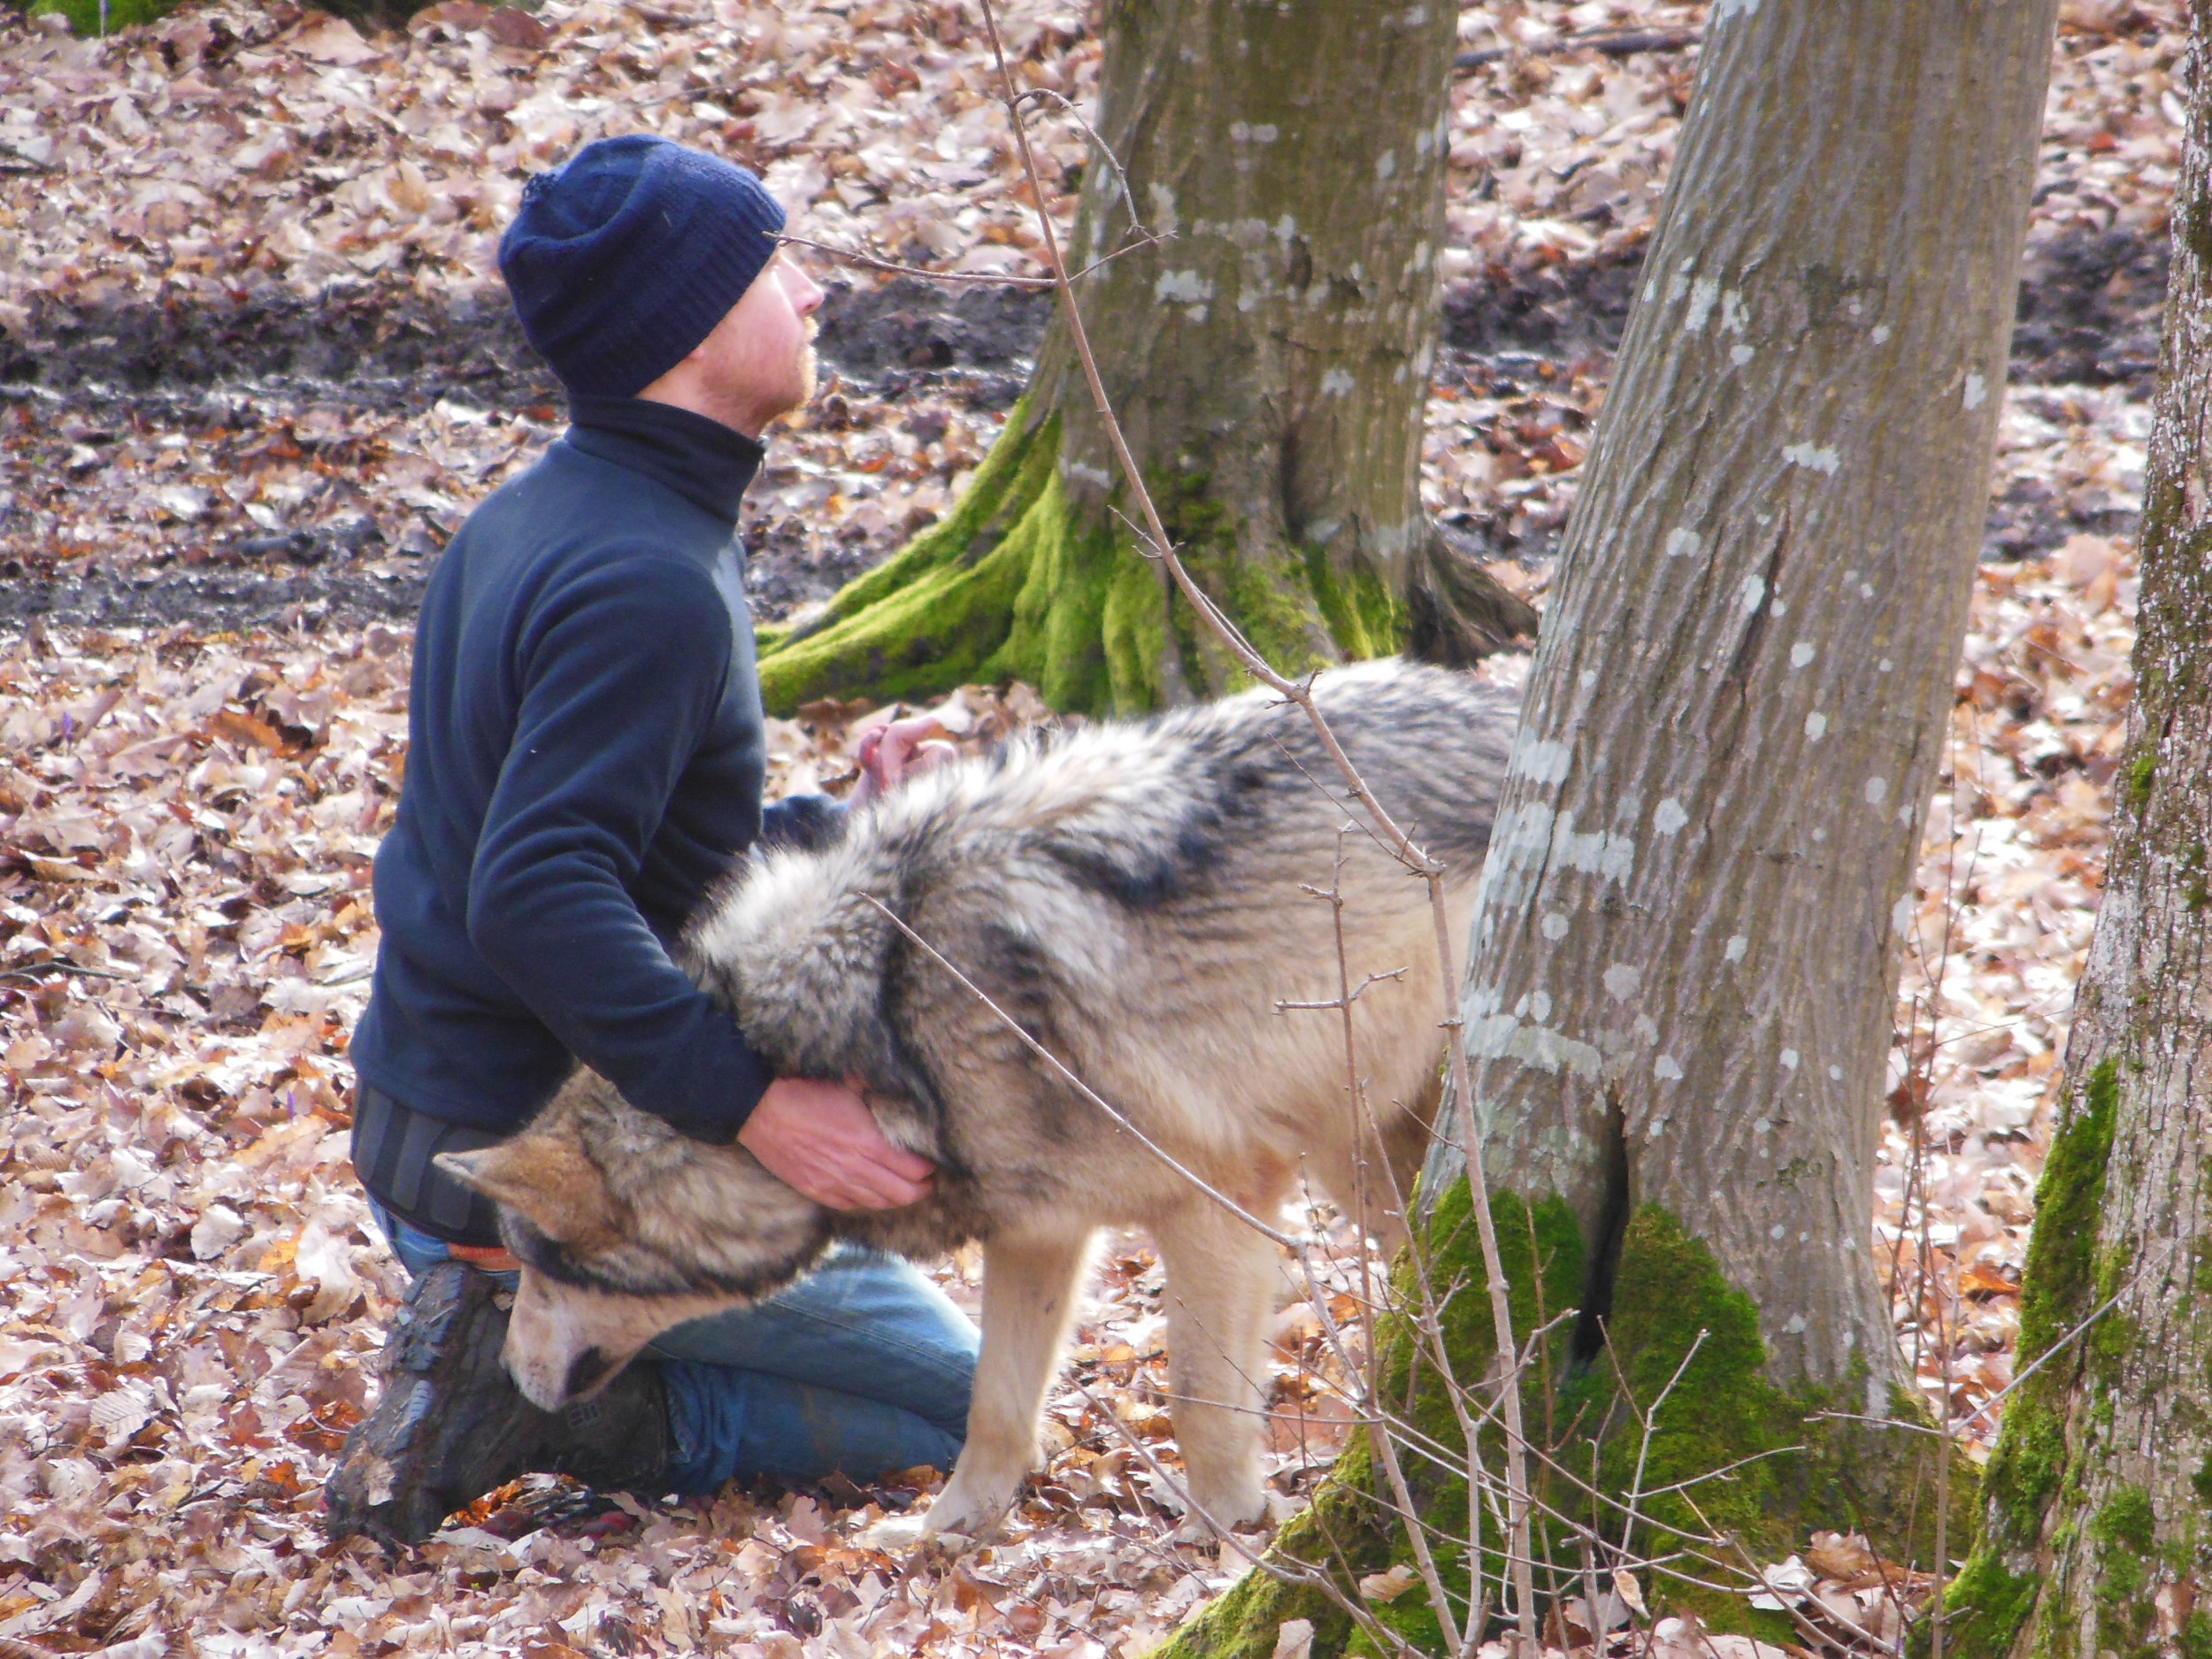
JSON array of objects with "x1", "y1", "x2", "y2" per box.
[
  {"x1": 0, "y1": 959, "x2": 137, "y2": 983},
  {"x1": 1813, "y1": 1244, "x2": 2163, "y2": 1440},
  {"x1": 1299, "y1": 844, "x2": 1464, "y2": 1652},
  {"x1": 1679, "y1": 1494, "x2": 1855, "y2": 1655},
  {"x1": 1453, "y1": 26, "x2": 1700, "y2": 71},
  {"x1": 776, "y1": 228, "x2": 1168, "y2": 290},
  {"x1": 1012, "y1": 86, "x2": 1148, "y2": 242},
  {"x1": 1613, "y1": 1326, "x2": 1708, "y2": 1566},
  {"x1": 977, "y1": 0, "x2": 1541, "y2": 1637},
  {"x1": 859, "y1": 893, "x2": 1300, "y2": 1249},
  {"x1": 1060, "y1": 1371, "x2": 1429, "y2": 1659}
]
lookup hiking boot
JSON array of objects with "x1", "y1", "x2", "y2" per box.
[
  {"x1": 324, "y1": 1261, "x2": 672, "y2": 1547},
  {"x1": 549, "y1": 1364, "x2": 671, "y2": 1492},
  {"x1": 324, "y1": 1261, "x2": 546, "y2": 1547}
]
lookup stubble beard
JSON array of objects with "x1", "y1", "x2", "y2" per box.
[{"x1": 795, "y1": 326, "x2": 818, "y2": 410}]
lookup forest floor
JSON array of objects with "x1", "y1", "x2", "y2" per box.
[{"x1": 0, "y1": 0, "x2": 2179, "y2": 1654}]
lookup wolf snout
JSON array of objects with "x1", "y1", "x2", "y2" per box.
[
  {"x1": 558, "y1": 1344, "x2": 623, "y2": 1402},
  {"x1": 500, "y1": 1337, "x2": 626, "y2": 1411},
  {"x1": 503, "y1": 1343, "x2": 575, "y2": 1412}
]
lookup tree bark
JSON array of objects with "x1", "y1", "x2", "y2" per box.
[
  {"x1": 1951, "y1": 11, "x2": 2212, "y2": 1656},
  {"x1": 1157, "y1": 2, "x2": 2058, "y2": 1651},
  {"x1": 757, "y1": 0, "x2": 1535, "y2": 718}
]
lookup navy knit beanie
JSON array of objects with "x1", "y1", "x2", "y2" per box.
[{"x1": 498, "y1": 135, "x2": 787, "y2": 399}]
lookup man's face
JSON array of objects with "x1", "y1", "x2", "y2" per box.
[{"x1": 694, "y1": 249, "x2": 825, "y2": 436}]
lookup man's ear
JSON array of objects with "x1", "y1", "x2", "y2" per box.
[{"x1": 436, "y1": 1136, "x2": 611, "y2": 1240}]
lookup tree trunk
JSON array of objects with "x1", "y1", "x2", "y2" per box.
[
  {"x1": 1951, "y1": 12, "x2": 2212, "y2": 1656},
  {"x1": 756, "y1": 0, "x2": 1535, "y2": 718},
  {"x1": 1157, "y1": 2, "x2": 2058, "y2": 1651}
]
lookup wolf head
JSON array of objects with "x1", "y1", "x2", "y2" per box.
[{"x1": 434, "y1": 1071, "x2": 835, "y2": 1409}]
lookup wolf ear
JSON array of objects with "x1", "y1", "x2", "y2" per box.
[{"x1": 436, "y1": 1138, "x2": 609, "y2": 1240}]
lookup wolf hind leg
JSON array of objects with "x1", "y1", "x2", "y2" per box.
[
  {"x1": 1153, "y1": 1196, "x2": 1280, "y2": 1532},
  {"x1": 924, "y1": 1229, "x2": 1093, "y2": 1540}
]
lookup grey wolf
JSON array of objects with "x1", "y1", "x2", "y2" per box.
[{"x1": 442, "y1": 657, "x2": 1517, "y2": 1538}]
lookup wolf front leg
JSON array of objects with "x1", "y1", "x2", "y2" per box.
[
  {"x1": 923, "y1": 1229, "x2": 1094, "y2": 1540},
  {"x1": 1153, "y1": 1197, "x2": 1280, "y2": 1531}
]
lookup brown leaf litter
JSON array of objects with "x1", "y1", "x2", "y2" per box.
[{"x1": 0, "y1": 0, "x2": 2187, "y2": 1652}]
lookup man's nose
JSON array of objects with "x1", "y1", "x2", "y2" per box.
[{"x1": 791, "y1": 265, "x2": 826, "y2": 318}]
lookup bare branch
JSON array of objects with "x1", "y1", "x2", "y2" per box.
[
  {"x1": 860, "y1": 893, "x2": 1301, "y2": 1250},
  {"x1": 775, "y1": 228, "x2": 1169, "y2": 289},
  {"x1": 1617, "y1": 1326, "x2": 1708, "y2": 1566},
  {"x1": 1453, "y1": 25, "x2": 1700, "y2": 72},
  {"x1": 1059, "y1": 1371, "x2": 1431, "y2": 1659},
  {"x1": 1011, "y1": 85, "x2": 1149, "y2": 244},
  {"x1": 973, "y1": 0, "x2": 1543, "y2": 1636}
]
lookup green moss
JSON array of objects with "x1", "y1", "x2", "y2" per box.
[
  {"x1": 2092, "y1": 1485, "x2": 2154, "y2": 1553},
  {"x1": 1100, "y1": 552, "x2": 1173, "y2": 711},
  {"x1": 2181, "y1": 1609, "x2": 2212, "y2": 1659},
  {"x1": 29, "y1": 0, "x2": 180, "y2": 32},
  {"x1": 1149, "y1": 465, "x2": 1332, "y2": 687},
  {"x1": 1949, "y1": 1058, "x2": 2122, "y2": 1659},
  {"x1": 2091, "y1": 1487, "x2": 2156, "y2": 1649},
  {"x1": 757, "y1": 407, "x2": 1402, "y2": 717},
  {"x1": 1556, "y1": 1210, "x2": 1955, "y2": 1632},
  {"x1": 1147, "y1": 1438, "x2": 1389, "y2": 1659},
  {"x1": 1946, "y1": 1551, "x2": 2041, "y2": 1659},
  {"x1": 1317, "y1": 1196, "x2": 1950, "y2": 1653},
  {"x1": 1305, "y1": 547, "x2": 1404, "y2": 662},
  {"x1": 2016, "y1": 1060, "x2": 2119, "y2": 1367},
  {"x1": 755, "y1": 405, "x2": 1062, "y2": 711},
  {"x1": 2182, "y1": 842, "x2": 2210, "y2": 914},
  {"x1": 2124, "y1": 749, "x2": 2158, "y2": 810}
]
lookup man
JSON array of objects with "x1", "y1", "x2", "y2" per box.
[{"x1": 324, "y1": 134, "x2": 979, "y2": 1548}]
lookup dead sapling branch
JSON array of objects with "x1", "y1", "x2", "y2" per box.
[
  {"x1": 859, "y1": 894, "x2": 1300, "y2": 1251},
  {"x1": 1603, "y1": 1324, "x2": 1708, "y2": 1571},
  {"x1": 1060, "y1": 1371, "x2": 1431, "y2": 1659},
  {"x1": 1276, "y1": 840, "x2": 1469, "y2": 1650},
  {"x1": 975, "y1": 0, "x2": 1543, "y2": 1640}
]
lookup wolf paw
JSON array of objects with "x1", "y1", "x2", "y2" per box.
[
  {"x1": 1182, "y1": 1476, "x2": 1268, "y2": 1535},
  {"x1": 919, "y1": 1471, "x2": 1018, "y2": 1544}
]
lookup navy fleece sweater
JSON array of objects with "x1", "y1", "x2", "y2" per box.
[{"x1": 350, "y1": 396, "x2": 834, "y2": 1142}]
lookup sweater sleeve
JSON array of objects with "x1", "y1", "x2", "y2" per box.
[{"x1": 465, "y1": 553, "x2": 773, "y2": 1141}]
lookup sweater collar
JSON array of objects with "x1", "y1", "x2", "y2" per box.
[{"x1": 563, "y1": 396, "x2": 765, "y2": 525}]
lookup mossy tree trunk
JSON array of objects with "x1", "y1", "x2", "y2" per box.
[
  {"x1": 1951, "y1": 12, "x2": 2212, "y2": 1656},
  {"x1": 1158, "y1": 2, "x2": 2059, "y2": 1651},
  {"x1": 757, "y1": 0, "x2": 1536, "y2": 718}
]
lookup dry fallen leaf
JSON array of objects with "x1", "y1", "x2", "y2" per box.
[
  {"x1": 0, "y1": 0, "x2": 2178, "y2": 1654},
  {"x1": 1358, "y1": 1563, "x2": 1420, "y2": 1602},
  {"x1": 290, "y1": 14, "x2": 380, "y2": 65}
]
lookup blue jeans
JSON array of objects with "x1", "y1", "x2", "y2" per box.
[{"x1": 370, "y1": 1202, "x2": 978, "y2": 1495}]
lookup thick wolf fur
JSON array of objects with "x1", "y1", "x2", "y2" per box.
[{"x1": 442, "y1": 657, "x2": 1517, "y2": 1538}]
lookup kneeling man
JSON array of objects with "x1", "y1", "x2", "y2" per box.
[{"x1": 326, "y1": 134, "x2": 977, "y2": 1547}]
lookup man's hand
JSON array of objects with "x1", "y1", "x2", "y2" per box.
[
  {"x1": 736, "y1": 1076, "x2": 936, "y2": 1210},
  {"x1": 851, "y1": 715, "x2": 957, "y2": 808}
]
